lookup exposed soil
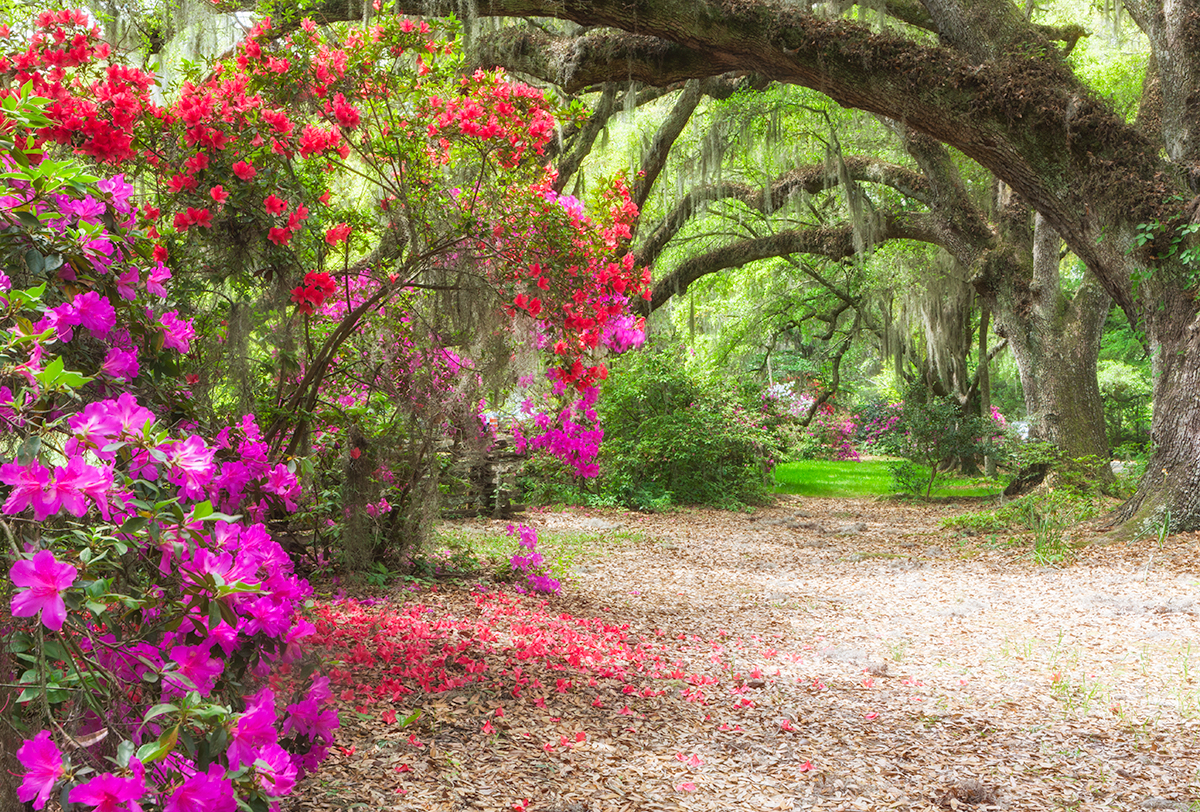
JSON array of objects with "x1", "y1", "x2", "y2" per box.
[{"x1": 291, "y1": 497, "x2": 1200, "y2": 812}]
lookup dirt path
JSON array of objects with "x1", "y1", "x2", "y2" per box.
[{"x1": 293, "y1": 498, "x2": 1200, "y2": 812}]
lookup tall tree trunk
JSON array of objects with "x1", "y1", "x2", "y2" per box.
[
  {"x1": 1112, "y1": 290, "x2": 1200, "y2": 535},
  {"x1": 986, "y1": 213, "x2": 1111, "y2": 466}
]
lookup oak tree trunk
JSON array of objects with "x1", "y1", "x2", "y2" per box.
[{"x1": 993, "y1": 214, "x2": 1111, "y2": 466}]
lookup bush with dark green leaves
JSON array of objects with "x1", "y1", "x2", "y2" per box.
[
  {"x1": 894, "y1": 384, "x2": 996, "y2": 497},
  {"x1": 597, "y1": 347, "x2": 781, "y2": 509}
]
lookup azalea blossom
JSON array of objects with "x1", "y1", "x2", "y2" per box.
[
  {"x1": 9, "y1": 549, "x2": 78, "y2": 631},
  {"x1": 160, "y1": 310, "x2": 196, "y2": 353},
  {"x1": 73, "y1": 291, "x2": 116, "y2": 336},
  {"x1": 164, "y1": 764, "x2": 236, "y2": 812},
  {"x1": 164, "y1": 642, "x2": 224, "y2": 696},
  {"x1": 16, "y1": 731, "x2": 64, "y2": 810},
  {"x1": 68, "y1": 770, "x2": 146, "y2": 812},
  {"x1": 232, "y1": 160, "x2": 256, "y2": 180},
  {"x1": 101, "y1": 346, "x2": 140, "y2": 380},
  {"x1": 0, "y1": 459, "x2": 58, "y2": 519}
]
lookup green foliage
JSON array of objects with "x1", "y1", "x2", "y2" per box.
[
  {"x1": 888, "y1": 460, "x2": 928, "y2": 496},
  {"x1": 1097, "y1": 358, "x2": 1152, "y2": 449},
  {"x1": 895, "y1": 385, "x2": 995, "y2": 498},
  {"x1": 944, "y1": 488, "x2": 1106, "y2": 534},
  {"x1": 596, "y1": 346, "x2": 780, "y2": 510}
]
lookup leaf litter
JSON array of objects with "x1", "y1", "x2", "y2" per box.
[{"x1": 288, "y1": 496, "x2": 1200, "y2": 811}]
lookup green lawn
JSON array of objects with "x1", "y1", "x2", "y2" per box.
[{"x1": 772, "y1": 459, "x2": 1002, "y2": 498}]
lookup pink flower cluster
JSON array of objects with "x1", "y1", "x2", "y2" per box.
[{"x1": 1, "y1": 157, "x2": 331, "y2": 811}]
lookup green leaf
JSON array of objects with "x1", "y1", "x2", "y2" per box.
[
  {"x1": 16, "y1": 436, "x2": 41, "y2": 465},
  {"x1": 142, "y1": 703, "x2": 180, "y2": 725},
  {"x1": 7, "y1": 632, "x2": 35, "y2": 654},
  {"x1": 24, "y1": 249, "x2": 44, "y2": 275},
  {"x1": 13, "y1": 209, "x2": 42, "y2": 231},
  {"x1": 191, "y1": 500, "x2": 213, "y2": 520}
]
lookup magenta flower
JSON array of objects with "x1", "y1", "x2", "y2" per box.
[
  {"x1": 227, "y1": 688, "x2": 278, "y2": 768},
  {"x1": 146, "y1": 261, "x2": 171, "y2": 298},
  {"x1": 101, "y1": 347, "x2": 140, "y2": 380},
  {"x1": 159, "y1": 311, "x2": 195, "y2": 353},
  {"x1": 164, "y1": 435, "x2": 215, "y2": 500},
  {"x1": 262, "y1": 464, "x2": 300, "y2": 511},
  {"x1": 116, "y1": 267, "x2": 139, "y2": 300},
  {"x1": 68, "y1": 771, "x2": 146, "y2": 812},
  {"x1": 109, "y1": 393, "x2": 156, "y2": 437},
  {"x1": 54, "y1": 456, "x2": 115, "y2": 519},
  {"x1": 74, "y1": 291, "x2": 116, "y2": 337},
  {"x1": 254, "y1": 743, "x2": 297, "y2": 797},
  {"x1": 0, "y1": 459, "x2": 58, "y2": 520},
  {"x1": 10, "y1": 550, "x2": 77, "y2": 631},
  {"x1": 16, "y1": 730, "x2": 64, "y2": 810},
  {"x1": 164, "y1": 642, "x2": 224, "y2": 697},
  {"x1": 165, "y1": 764, "x2": 235, "y2": 812}
]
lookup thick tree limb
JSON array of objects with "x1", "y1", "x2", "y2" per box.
[
  {"x1": 636, "y1": 157, "x2": 932, "y2": 268},
  {"x1": 640, "y1": 210, "x2": 949, "y2": 312}
]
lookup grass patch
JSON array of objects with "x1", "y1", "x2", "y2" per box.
[
  {"x1": 772, "y1": 460, "x2": 1001, "y2": 499},
  {"x1": 943, "y1": 490, "x2": 1107, "y2": 534},
  {"x1": 415, "y1": 522, "x2": 641, "y2": 587}
]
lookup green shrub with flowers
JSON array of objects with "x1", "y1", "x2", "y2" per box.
[{"x1": 1, "y1": 8, "x2": 649, "y2": 812}]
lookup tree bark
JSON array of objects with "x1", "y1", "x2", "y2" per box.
[{"x1": 985, "y1": 213, "x2": 1111, "y2": 466}]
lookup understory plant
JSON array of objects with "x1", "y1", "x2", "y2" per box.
[
  {"x1": 592, "y1": 346, "x2": 781, "y2": 510},
  {"x1": 0, "y1": 88, "x2": 333, "y2": 810}
]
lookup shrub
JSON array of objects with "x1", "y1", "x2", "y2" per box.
[
  {"x1": 596, "y1": 347, "x2": 779, "y2": 509},
  {"x1": 0, "y1": 111, "x2": 332, "y2": 810},
  {"x1": 856, "y1": 400, "x2": 906, "y2": 456},
  {"x1": 895, "y1": 385, "x2": 995, "y2": 497}
]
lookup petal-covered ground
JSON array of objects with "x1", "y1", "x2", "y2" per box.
[{"x1": 290, "y1": 498, "x2": 1200, "y2": 811}]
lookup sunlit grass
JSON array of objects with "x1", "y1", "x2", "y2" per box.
[{"x1": 772, "y1": 459, "x2": 1002, "y2": 498}]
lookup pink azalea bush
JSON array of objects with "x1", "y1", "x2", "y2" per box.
[{"x1": 1, "y1": 94, "x2": 332, "y2": 811}]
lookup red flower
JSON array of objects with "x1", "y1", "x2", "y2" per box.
[
  {"x1": 232, "y1": 160, "x2": 257, "y2": 180},
  {"x1": 287, "y1": 204, "x2": 309, "y2": 229},
  {"x1": 184, "y1": 152, "x2": 209, "y2": 172},
  {"x1": 209, "y1": 185, "x2": 228, "y2": 204},
  {"x1": 268, "y1": 226, "x2": 293, "y2": 245},
  {"x1": 264, "y1": 194, "x2": 289, "y2": 215},
  {"x1": 325, "y1": 223, "x2": 350, "y2": 245},
  {"x1": 189, "y1": 207, "x2": 213, "y2": 228},
  {"x1": 290, "y1": 286, "x2": 317, "y2": 314}
]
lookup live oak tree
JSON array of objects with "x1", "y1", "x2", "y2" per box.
[{"x1": 375, "y1": 0, "x2": 1187, "y2": 534}]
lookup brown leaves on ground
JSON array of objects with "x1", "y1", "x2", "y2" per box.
[{"x1": 290, "y1": 497, "x2": 1200, "y2": 812}]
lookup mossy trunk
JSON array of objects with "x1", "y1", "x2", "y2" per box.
[
  {"x1": 1110, "y1": 289, "x2": 1200, "y2": 537},
  {"x1": 987, "y1": 213, "x2": 1111, "y2": 468}
]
